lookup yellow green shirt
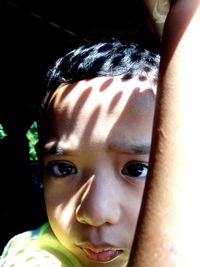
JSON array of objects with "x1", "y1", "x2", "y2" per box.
[{"x1": 0, "y1": 223, "x2": 83, "y2": 267}]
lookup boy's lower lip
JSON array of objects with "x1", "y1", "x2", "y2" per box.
[{"x1": 82, "y1": 247, "x2": 123, "y2": 262}]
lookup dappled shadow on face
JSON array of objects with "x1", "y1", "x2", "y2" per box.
[
  {"x1": 108, "y1": 91, "x2": 123, "y2": 113},
  {"x1": 99, "y1": 78, "x2": 114, "y2": 92},
  {"x1": 80, "y1": 105, "x2": 101, "y2": 144},
  {"x1": 45, "y1": 74, "x2": 156, "y2": 155},
  {"x1": 47, "y1": 83, "x2": 79, "y2": 108},
  {"x1": 106, "y1": 86, "x2": 156, "y2": 147},
  {"x1": 63, "y1": 86, "x2": 93, "y2": 138},
  {"x1": 71, "y1": 77, "x2": 153, "y2": 148}
]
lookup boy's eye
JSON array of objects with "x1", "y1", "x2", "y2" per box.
[
  {"x1": 121, "y1": 161, "x2": 148, "y2": 179},
  {"x1": 46, "y1": 161, "x2": 77, "y2": 177}
]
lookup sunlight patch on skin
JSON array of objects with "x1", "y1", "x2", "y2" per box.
[
  {"x1": 44, "y1": 140, "x2": 57, "y2": 152},
  {"x1": 54, "y1": 198, "x2": 76, "y2": 234},
  {"x1": 75, "y1": 175, "x2": 95, "y2": 221},
  {"x1": 50, "y1": 175, "x2": 95, "y2": 234},
  {"x1": 163, "y1": 241, "x2": 177, "y2": 261}
]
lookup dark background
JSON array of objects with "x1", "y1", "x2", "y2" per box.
[{"x1": 0, "y1": 0, "x2": 160, "y2": 253}]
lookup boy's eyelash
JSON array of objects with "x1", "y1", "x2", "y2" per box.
[
  {"x1": 46, "y1": 161, "x2": 77, "y2": 177},
  {"x1": 45, "y1": 160, "x2": 148, "y2": 180},
  {"x1": 121, "y1": 161, "x2": 148, "y2": 179}
]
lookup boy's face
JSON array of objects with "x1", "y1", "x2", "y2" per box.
[{"x1": 42, "y1": 75, "x2": 156, "y2": 267}]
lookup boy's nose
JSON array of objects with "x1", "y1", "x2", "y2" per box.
[{"x1": 76, "y1": 173, "x2": 121, "y2": 227}]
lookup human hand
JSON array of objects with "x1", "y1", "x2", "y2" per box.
[{"x1": 144, "y1": 0, "x2": 170, "y2": 39}]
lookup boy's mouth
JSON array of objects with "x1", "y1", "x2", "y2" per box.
[{"x1": 80, "y1": 245, "x2": 123, "y2": 262}]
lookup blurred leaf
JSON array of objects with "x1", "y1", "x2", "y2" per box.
[{"x1": 26, "y1": 121, "x2": 39, "y2": 160}]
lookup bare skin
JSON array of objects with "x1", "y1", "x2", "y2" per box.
[{"x1": 128, "y1": 0, "x2": 200, "y2": 266}]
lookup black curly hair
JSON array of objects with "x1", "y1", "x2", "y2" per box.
[{"x1": 46, "y1": 39, "x2": 160, "y2": 89}]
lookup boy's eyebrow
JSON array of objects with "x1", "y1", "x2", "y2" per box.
[
  {"x1": 43, "y1": 146, "x2": 71, "y2": 156},
  {"x1": 43, "y1": 143, "x2": 151, "y2": 156},
  {"x1": 108, "y1": 143, "x2": 151, "y2": 155}
]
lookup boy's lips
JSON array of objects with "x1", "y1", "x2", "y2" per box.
[{"x1": 79, "y1": 244, "x2": 123, "y2": 262}]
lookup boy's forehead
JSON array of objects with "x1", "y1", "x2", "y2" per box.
[
  {"x1": 45, "y1": 76, "x2": 156, "y2": 152},
  {"x1": 50, "y1": 75, "x2": 156, "y2": 110}
]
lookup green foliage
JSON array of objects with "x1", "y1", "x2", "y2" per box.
[
  {"x1": 0, "y1": 122, "x2": 39, "y2": 160},
  {"x1": 0, "y1": 124, "x2": 7, "y2": 139},
  {"x1": 26, "y1": 121, "x2": 39, "y2": 160}
]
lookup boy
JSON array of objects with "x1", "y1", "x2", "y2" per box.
[{"x1": 0, "y1": 40, "x2": 160, "y2": 266}]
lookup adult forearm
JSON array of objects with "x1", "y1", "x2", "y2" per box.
[{"x1": 128, "y1": 1, "x2": 200, "y2": 266}]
